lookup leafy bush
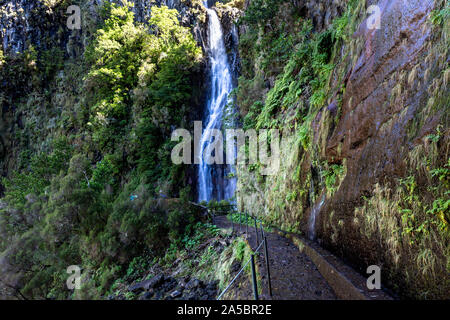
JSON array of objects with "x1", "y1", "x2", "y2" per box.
[
  {"x1": 2, "y1": 137, "x2": 73, "y2": 208},
  {"x1": 85, "y1": 2, "x2": 201, "y2": 153}
]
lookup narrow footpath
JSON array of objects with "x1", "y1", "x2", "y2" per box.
[{"x1": 214, "y1": 216, "x2": 337, "y2": 300}]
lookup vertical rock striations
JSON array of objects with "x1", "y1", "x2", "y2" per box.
[{"x1": 236, "y1": 0, "x2": 449, "y2": 298}]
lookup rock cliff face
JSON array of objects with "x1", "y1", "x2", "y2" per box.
[
  {"x1": 236, "y1": 0, "x2": 449, "y2": 299},
  {"x1": 319, "y1": 0, "x2": 449, "y2": 298}
]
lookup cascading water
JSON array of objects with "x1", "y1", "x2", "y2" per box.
[
  {"x1": 308, "y1": 194, "x2": 325, "y2": 240},
  {"x1": 198, "y1": 2, "x2": 237, "y2": 203},
  {"x1": 308, "y1": 165, "x2": 325, "y2": 240}
]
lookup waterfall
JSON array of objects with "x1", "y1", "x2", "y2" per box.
[
  {"x1": 308, "y1": 194, "x2": 325, "y2": 240},
  {"x1": 308, "y1": 165, "x2": 326, "y2": 240},
  {"x1": 197, "y1": 3, "x2": 237, "y2": 203}
]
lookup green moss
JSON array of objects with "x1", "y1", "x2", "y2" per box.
[
  {"x1": 321, "y1": 162, "x2": 345, "y2": 197},
  {"x1": 430, "y1": 2, "x2": 450, "y2": 25}
]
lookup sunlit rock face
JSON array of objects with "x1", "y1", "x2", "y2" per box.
[
  {"x1": 326, "y1": 0, "x2": 437, "y2": 203},
  {"x1": 320, "y1": 0, "x2": 448, "y2": 294},
  {"x1": 1, "y1": 0, "x2": 57, "y2": 54}
]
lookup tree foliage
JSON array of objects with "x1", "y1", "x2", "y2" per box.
[{"x1": 0, "y1": 2, "x2": 202, "y2": 299}]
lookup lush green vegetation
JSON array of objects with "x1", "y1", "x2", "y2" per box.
[
  {"x1": 239, "y1": 0, "x2": 357, "y2": 131},
  {"x1": 0, "y1": 2, "x2": 204, "y2": 299},
  {"x1": 321, "y1": 163, "x2": 345, "y2": 197}
]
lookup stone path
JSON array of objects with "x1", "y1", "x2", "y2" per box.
[{"x1": 214, "y1": 216, "x2": 336, "y2": 300}]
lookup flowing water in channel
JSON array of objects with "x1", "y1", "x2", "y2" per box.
[{"x1": 197, "y1": 3, "x2": 237, "y2": 203}]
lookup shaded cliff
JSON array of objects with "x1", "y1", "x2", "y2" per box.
[{"x1": 236, "y1": 0, "x2": 449, "y2": 299}]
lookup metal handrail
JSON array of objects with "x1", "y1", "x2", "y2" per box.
[
  {"x1": 206, "y1": 205, "x2": 272, "y2": 300},
  {"x1": 217, "y1": 255, "x2": 251, "y2": 300},
  {"x1": 217, "y1": 240, "x2": 265, "y2": 300},
  {"x1": 190, "y1": 202, "x2": 237, "y2": 209}
]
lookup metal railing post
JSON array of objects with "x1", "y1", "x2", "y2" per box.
[
  {"x1": 239, "y1": 211, "x2": 242, "y2": 233},
  {"x1": 250, "y1": 255, "x2": 259, "y2": 300},
  {"x1": 231, "y1": 214, "x2": 234, "y2": 234},
  {"x1": 246, "y1": 212, "x2": 249, "y2": 236},
  {"x1": 260, "y1": 222, "x2": 264, "y2": 239},
  {"x1": 254, "y1": 217, "x2": 259, "y2": 247},
  {"x1": 263, "y1": 236, "x2": 272, "y2": 297}
]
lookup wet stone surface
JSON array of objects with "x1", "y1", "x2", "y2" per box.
[
  {"x1": 112, "y1": 275, "x2": 219, "y2": 300},
  {"x1": 214, "y1": 216, "x2": 337, "y2": 300}
]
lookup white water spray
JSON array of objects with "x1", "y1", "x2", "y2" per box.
[
  {"x1": 198, "y1": 3, "x2": 237, "y2": 202},
  {"x1": 308, "y1": 194, "x2": 325, "y2": 240}
]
